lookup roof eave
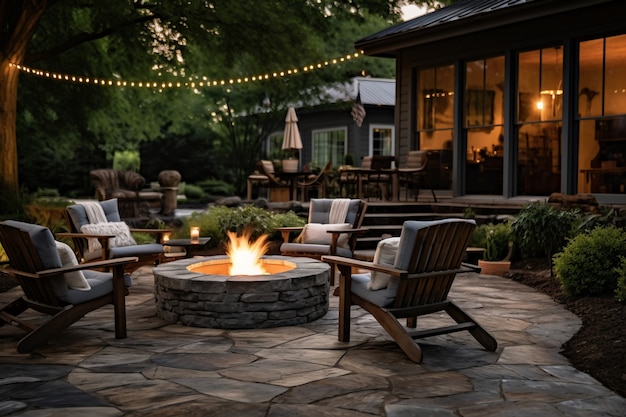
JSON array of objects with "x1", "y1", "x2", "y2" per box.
[{"x1": 356, "y1": 0, "x2": 610, "y2": 57}]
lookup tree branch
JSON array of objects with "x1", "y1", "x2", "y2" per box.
[{"x1": 24, "y1": 13, "x2": 159, "y2": 64}]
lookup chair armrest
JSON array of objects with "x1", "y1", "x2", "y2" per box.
[
  {"x1": 56, "y1": 232, "x2": 115, "y2": 239},
  {"x1": 324, "y1": 255, "x2": 473, "y2": 280},
  {"x1": 274, "y1": 226, "x2": 304, "y2": 243},
  {"x1": 129, "y1": 228, "x2": 172, "y2": 235},
  {"x1": 326, "y1": 227, "x2": 368, "y2": 235},
  {"x1": 4, "y1": 257, "x2": 139, "y2": 279}
]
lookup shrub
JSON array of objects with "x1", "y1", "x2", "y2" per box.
[
  {"x1": 196, "y1": 179, "x2": 235, "y2": 196},
  {"x1": 615, "y1": 257, "x2": 626, "y2": 303},
  {"x1": 174, "y1": 205, "x2": 305, "y2": 248},
  {"x1": 469, "y1": 223, "x2": 487, "y2": 250},
  {"x1": 553, "y1": 225, "x2": 626, "y2": 296},
  {"x1": 482, "y1": 222, "x2": 512, "y2": 261},
  {"x1": 511, "y1": 202, "x2": 580, "y2": 262},
  {"x1": 184, "y1": 183, "x2": 205, "y2": 200}
]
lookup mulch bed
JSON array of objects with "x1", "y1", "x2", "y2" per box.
[{"x1": 508, "y1": 258, "x2": 626, "y2": 398}]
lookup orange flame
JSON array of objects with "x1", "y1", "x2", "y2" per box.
[{"x1": 226, "y1": 230, "x2": 270, "y2": 275}]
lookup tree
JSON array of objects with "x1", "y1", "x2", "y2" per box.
[{"x1": 1, "y1": 0, "x2": 445, "y2": 208}]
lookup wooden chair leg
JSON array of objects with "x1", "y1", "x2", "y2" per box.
[
  {"x1": 17, "y1": 297, "x2": 111, "y2": 353},
  {"x1": 337, "y1": 264, "x2": 353, "y2": 343},
  {"x1": 445, "y1": 302, "x2": 497, "y2": 352},
  {"x1": 356, "y1": 295, "x2": 424, "y2": 363}
]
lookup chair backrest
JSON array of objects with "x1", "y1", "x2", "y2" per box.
[
  {"x1": 259, "y1": 160, "x2": 276, "y2": 175},
  {"x1": 0, "y1": 221, "x2": 67, "y2": 306},
  {"x1": 371, "y1": 155, "x2": 395, "y2": 170},
  {"x1": 308, "y1": 198, "x2": 367, "y2": 252},
  {"x1": 361, "y1": 156, "x2": 372, "y2": 169},
  {"x1": 90, "y1": 169, "x2": 144, "y2": 200},
  {"x1": 302, "y1": 162, "x2": 331, "y2": 185},
  {"x1": 404, "y1": 151, "x2": 428, "y2": 170},
  {"x1": 390, "y1": 219, "x2": 476, "y2": 308},
  {"x1": 65, "y1": 199, "x2": 122, "y2": 258},
  {"x1": 257, "y1": 160, "x2": 287, "y2": 187}
]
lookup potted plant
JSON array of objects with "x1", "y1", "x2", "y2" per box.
[{"x1": 477, "y1": 221, "x2": 513, "y2": 276}]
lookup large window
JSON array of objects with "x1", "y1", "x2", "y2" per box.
[
  {"x1": 371, "y1": 125, "x2": 394, "y2": 156},
  {"x1": 577, "y1": 34, "x2": 626, "y2": 194},
  {"x1": 312, "y1": 128, "x2": 347, "y2": 169},
  {"x1": 417, "y1": 65, "x2": 455, "y2": 189},
  {"x1": 516, "y1": 46, "x2": 563, "y2": 195},
  {"x1": 464, "y1": 56, "x2": 505, "y2": 194}
]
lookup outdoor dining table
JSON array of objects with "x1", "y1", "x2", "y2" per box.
[
  {"x1": 275, "y1": 171, "x2": 309, "y2": 201},
  {"x1": 340, "y1": 167, "x2": 400, "y2": 201}
]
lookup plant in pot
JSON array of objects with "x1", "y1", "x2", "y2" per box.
[{"x1": 477, "y1": 221, "x2": 513, "y2": 276}]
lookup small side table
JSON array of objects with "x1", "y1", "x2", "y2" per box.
[{"x1": 165, "y1": 237, "x2": 211, "y2": 258}]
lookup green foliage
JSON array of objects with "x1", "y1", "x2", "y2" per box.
[
  {"x1": 196, "y1": 179, "x2": 236, "y2": 197},
  {"x1": 8, "y1": 1, "x2": 410, "y2": 199},
  {"x1": 113, "y1": 150, "x2": 140, "y2": 172},
  {"x1": 578, "y1": 207, "x2": 626, "y2": 232},
  {"x1": 511, "y1": 202, "x2": 580, "y2": 260},
  {"x1": 174, "y1": 205, "x2": 305, "y2": 247},
  {"x1": 553, "y1": 226, "x2": 626, "y2": 296},
  {"x1": 463, "y1": 207, "x2": 476, "y2": 219},
  {"x1": 0, "y1": 187, "x2": 32, "y2": 220},
  {"x1": 482, "y1": 222, "x2": 512, "y2": 261},
  {"x1": 615, "y1": 257, "x2": 626, "y2": 303},
  {"x1": 184, "y1": 184, "x2": 206, "y2": 200},
  {"x1": 469, "y1": 223, "x2": 487, "y2": 249}
]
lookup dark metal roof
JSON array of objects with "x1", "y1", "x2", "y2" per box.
[
  {"x1": 365, "y1": 0, "x2": 534, "y2": 41},
  {"x1": 356, "y1": 0, "x2": 612, "y2": 55}
]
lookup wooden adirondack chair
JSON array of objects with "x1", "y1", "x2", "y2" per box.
[
  {"x1": 323, "y1": 218, "x2": 497, "y2": 363},
  {"x1": 277, "y1": 198, "x2": 368, "y2": 285},
  {"x1": 60, "y1": 198, "x2": 171, "y2": 272},
  {"x1": 0, "y1": 220, "x2": 137, "y2": 353}
]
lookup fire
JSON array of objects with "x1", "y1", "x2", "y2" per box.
[{"x1": 226, "y1": 230, "x2": 270, "y2": 275}]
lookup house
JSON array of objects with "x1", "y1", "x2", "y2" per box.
[
  {"x1": 267, "y1": 77, "x2": 396, "y2": 170},
  {"x1": 355, "y1": 0, "x2": 626, "y2": 203}
]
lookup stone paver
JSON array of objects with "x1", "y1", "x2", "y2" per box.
[{"x1": 0, "y1": 266, "x2": 624, "y2": 417}]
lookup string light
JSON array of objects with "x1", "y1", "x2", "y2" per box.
[{"x1": 9, "y1": 51, "x2": 363, "y2": 90}]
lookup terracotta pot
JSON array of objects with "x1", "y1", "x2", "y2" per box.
[
  {"x1": 478, "y1": 259, "x2": 511, "y2": 276},
  {"x1": 282, "y1": 159, "x2": 299, "y2": 172}
]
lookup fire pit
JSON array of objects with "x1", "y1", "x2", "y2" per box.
[
  {"x1": 154, "y1": 256, "x2": 330, "y2": 328},
  {"x1": 153, "y1": 232, "x2": 330, "y2": 329}
]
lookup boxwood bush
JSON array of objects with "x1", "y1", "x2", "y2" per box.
[
  {"x1": 553, "y1": 225, "x2": 626, "y2": 296},
  {"x1": 615, "y1": 257, "x2": 626, "y2": 303}
]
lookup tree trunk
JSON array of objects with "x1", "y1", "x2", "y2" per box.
[
  {"x1": 0, "y1": 59, "x2": 20, "y2": 196},
  {"x1": 0, "y1": 1, "x2": 49, "y2": 200}
]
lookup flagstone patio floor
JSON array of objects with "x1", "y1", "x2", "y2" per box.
[{"x1": 0, "y1": 264, "x2": 624, "y2": 417}]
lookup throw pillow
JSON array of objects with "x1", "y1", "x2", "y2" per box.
[
  {"x1": 55, "y1": 241, "x2": 91, "y2": 291},
  {"x1": 301, "y1": 223, "x2": 352, "y2": 248},
  {"x1": 80, "y1": 221, "x2": 137, "y2": 253},
  {"x1": 368, "y1": 237, "x2": 400, "y2": 290}
]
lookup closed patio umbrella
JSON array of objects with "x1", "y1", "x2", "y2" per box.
[{"x1": 281, "y1": 106, "x2": 303, "y2": 172}]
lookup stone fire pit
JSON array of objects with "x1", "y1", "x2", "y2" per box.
[{"x1": 153, "y1": 255, "x2": 330, "y2": 329}]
